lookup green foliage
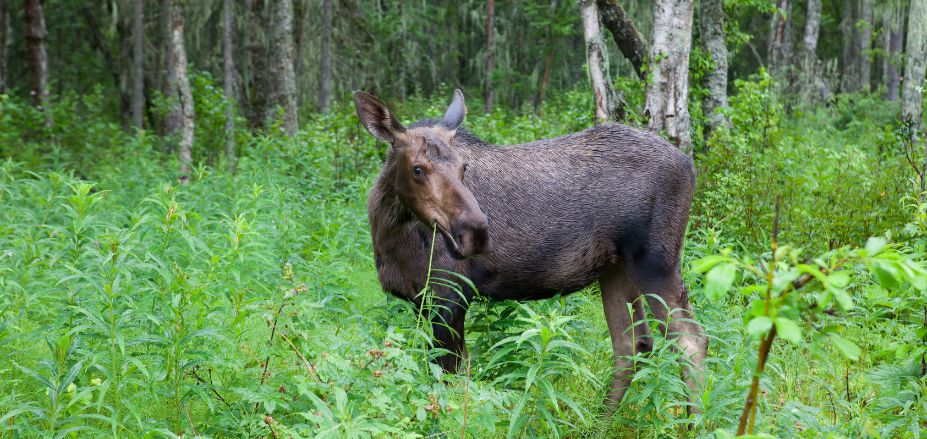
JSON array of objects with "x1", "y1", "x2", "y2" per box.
[{"x1": 2, "y1": 70, "x2": 927, "y2": 437}]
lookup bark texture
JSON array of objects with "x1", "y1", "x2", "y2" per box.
[
  {"x1": 803, "y1": 0, "x2": 821, "y2": 57},
  {"x1": 700, "y1": 0, "x2": 729, "y2": 131},
  {"x1": 859, "y1": 0, "x2": 873, "y2": 90},
  {"x1": 841, "y1": 0, "x2": 860, "y2": 92},
  {"x1": 319, "y1": 0, "x2": 332, "y2": 113},
  {"x1": 248, "y1": 0, "x2": 270, "y2": 128},
  {"x1": 167, "y1": 0, "x2": 195, "y2": 183},
  {"x1": 767, "y1": 0, "x2": 792, "y2": 75},
  {"x1": 132, "y1": 0, "x2": 145, "y2": 129},
  {"x1": 800, "y1": 0, "x2": 824, "y2": 101},
  {"x1": 271, "y1": 0, "x2": 298, "y2": 135},
  {"x1": 580, "y1": 0, "x2": 622, "y2": 124},
  {"x1": 24, "y1": 0, "x2": 49, "y2": 111},
  {"x1": 485, "y1": 0, "x2": 495, "y2": 114},
  {"x1": 223, "y1": 0, "x2": 236, "y2": 167},
  {"x1": 0, "y1": 0, "x2": 6, "y2": 93},
  {"x1": 645, "y1": 0, "x2": 695, "y2": 152},
  {"x1": 597, "y1": 0, "x2": 648, "y2": 79},
  {"x1": 903, "y1": 0, "x2": 927, "y2": 125},
  {"x1": 885, "y1": 3, "x2": 904, "y2": 101}
]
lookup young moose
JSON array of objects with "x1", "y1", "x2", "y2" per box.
[{"x1": 355, "y1": 89, "x2": 707, "y2": 409}]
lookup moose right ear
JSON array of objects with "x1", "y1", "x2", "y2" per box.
[{"x1": 354, "y1": 91, "x2": 405, "y2": 143}]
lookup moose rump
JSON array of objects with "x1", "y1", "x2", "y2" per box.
[{"x1": 356, "y1": 88, "x2": 707, "y2": 412}]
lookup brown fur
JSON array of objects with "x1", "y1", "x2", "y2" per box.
[{"x1": 356, "y1": 89, "x2": 707, "y2": 412}]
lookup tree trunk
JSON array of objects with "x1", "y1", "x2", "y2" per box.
[
  {"x1": 319, "y1": 0, "x2": 332, "y2": 113},
  {"x1": 841, "y1": 0, "x2": 860, "y2": 92},
  {"x1": 167, "y1": 0, "x2": 194, "y2": 184},
  {"x1": 271, "y1": 0, "x2": 298, "y2": 135},
  {"x1": 0, "y1": 0, "x2": 6, "y2": 94},
  {"x1": 597, "y1": 0, "x2": 648, "y2": 79},
  {"x1": 162, "y1": 0, "x2": 177, "y2": 135},
  {"x1": 768, "y1": 0, "x2": 792, "y2": 76},
  {"x1": 132, "y1": 0, "x2": 145, "y2": 129},
  {"x1": 800, "y1": 0, "x2": 823, "y2": 102},
  {"x1": 580, "y1": 0, "x2": 623, "y2": 124},
  {"x1": 24, "y1": 0, "x2": 49, "y2": 115},
  {"x1": 885, "y1": 3, "x2": 904, "y2": 101},
  {"x1": 223, "y1": 0, "x2": 236, "y2": 169},
  {"x1": 645, "y1": 0, "x2": 695, "y2": 152},
  {"x1": 248, "y1": 0, "x2": 270, "y2": 128},
  {"x1": 903, "y1": 0, "x2": 927, "y2": 126},
  {"x1": 858, "y1": 0, "x2": 873, "y2": 91},
  {"x1": 700, "y1": 0, "x2": 729, "y2": 132},
  {"x1": 485, "y1": 0, "x2": 495, "y2": 114}
]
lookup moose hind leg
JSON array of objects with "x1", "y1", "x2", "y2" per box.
[
  {"x1": 600, "y1": 263, "x2": 652, "y2": 412},
  {"x1": 638, "y1": 264, "x2": 707, "y2": 414},
  {"x1": 431, "y1": 296, "x2": 468, "y2": 373}
]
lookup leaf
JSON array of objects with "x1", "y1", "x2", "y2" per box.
[
  {"x1": 829, "y1": 335, "x2": 861, "y2": 361},
  {"x1": 692, "y1": 255, "x2": 729, "y2": 274},
  {"x1": 746, "y1": 316, "x2": 772, "y2": 338},
  {"x1": 774, "y1": 318, "x2": 802, "y2": 344},
  {"x1": 870, "y1": 261, "x2": 900, "y2": 291},
  {"x1": 865, "y1": 237, "x2": 887, "y2": 255},
  {"x1": 704, "y1": 262, "x2": 737, "y2": 301}
]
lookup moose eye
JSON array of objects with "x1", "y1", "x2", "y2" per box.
[{"x1": 412, "y1": 165, "x2": 424, "y2": 176}]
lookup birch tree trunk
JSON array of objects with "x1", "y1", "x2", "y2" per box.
[
  {"x1": 0, "y1": 0, "x2": 6, "y2": 94},
  {"x1": 597, "y1": 0, "x2": 648, "y2": 79},
  {"x1": 485, "y1": 0, "x2": 495, "y2": 114},
  {"x1": 885, "y1": 3, "x2": 904, "y2": 101},
  {"x1": 132, "y1": 0, "x2": 145, "y2": 129},
  {"x1": 24, "y1": 0, "x2": 49, "y2": 115},
  {"x1": 859, "y1": 0, "x2": 873, "y2": 91},
  {"x1": 700, "y1": 0, "x2": 729, "y2": 131},
  {"x1": 902, "y1": 0, "x2": 927, "y2": 126},
  {"x1": 319, "y1": 0, "x2": 332, "y2": 113},
  {"x1": 645, "y1": 0, "x2": 695, "y2": 152},
  {"x1": 271, "y1": 0, "x2": 298, "y2": 136},
  {"x1": 841, "y1": 0, "x2": 860, "y2": 92},
  {"x1": 768, "y1": 0, "x2": 792, "y2": 76},
  {"x1": 167, "y1": 0, "x2": 194, "y2": 184},
  {"x1": 223, "y1": 0, "x2": 236, "y2": 168},
  {"x1": 580, "y1": 0, "x2": 622, "y2": 124},
  {"x1": 800, "y1": 0, "x2": 823, "y2": 102}
]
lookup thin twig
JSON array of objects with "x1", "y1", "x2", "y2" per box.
[
  {"x1": 255, "y1": 300, "x2": 289, "y2": 412},
  {"x1": 279, "y1": 330, "x2": 322, "y2": 382},
  {"x1": 190, "y1": 366, "x2": 232, "y2": 409}
]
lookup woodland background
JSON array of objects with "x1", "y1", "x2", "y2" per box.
[{"x1": 1, "y1": 0, "x2": 927, "y2": 437}]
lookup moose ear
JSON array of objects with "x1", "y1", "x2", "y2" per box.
[
  {"x1": 354, "y1": 91, "x2": 405, "y2": 143},
  {"x1": 441, "y1": 89, "x2": 467, "y2": 131}
]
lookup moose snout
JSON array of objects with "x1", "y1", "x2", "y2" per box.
[{"x1": 451, "y1": 212, "x2": 489, "y2": 258}]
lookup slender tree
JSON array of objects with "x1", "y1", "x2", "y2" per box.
[
  {"x1": 270, "y1": 0, "x2": 298, "y2": 135},
  {"x1": 162, "y1": 0, "x2": 177, "y2": 134},
  {"x1": 645, "y1": 0, "x2": 695, "y2": 152},
  {"x1": 885, "y1": 2, "x2": 904, "y2": 101},
  {"x1": 485, "y1": 0, "x2": 495, "y2": 114},
  {"x1": 597, "y1": 0, "x2": 647, "y2": 79},
  {"x1": 534, "y1": 0, "x2": 559, "y2": 113},
  {"x1": 166, "y1": 0, "x2": 194, "y2": 183},
  {"x1": 800, "y1": 0, "x2": 823, "y2": 102},
  {"x1": 768, "y1": 0, "x2": 792, "y2": 76},
  {"x1": 248, "y1": 0, "x2": 270, "y2": 128},
  {"x1": 700, "y1": 0, "x2": 729, "y2": 132},
  {"x1": 24, "y1": 0, "x2": 49, "y2": 115},
  {"x1": 841, "y1": 0, "x2": 860, "y2": 92},
  {"x1": 319, "y1": 0, "x2": 332, "y2": 113},
  {"x1": 132, "y1": 0, "x2": 145, "y2": 129},
  {"x1": 859, "y1": 0, "x2": 873, "y2": 91},
  {"x1": 0, "y1": 0, "x2": 5, "y2": 94},
  {"x1": 580, "y1": 0, "x2": 622, "y2": 124},
  {"x1": 902, "y1": 0, "x2": 927, "y2": 126},
  {"x1": 224, "y1": 0, "x2": 236, "y2": 168}
]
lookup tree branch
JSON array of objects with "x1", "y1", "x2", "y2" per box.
[{"x1": 596, "y1": 0, "x2": 647, "y2": 79}]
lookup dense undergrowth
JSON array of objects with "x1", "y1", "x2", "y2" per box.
[{"x1": 1, "y1": 74, "x2": 926, "y2": 438}]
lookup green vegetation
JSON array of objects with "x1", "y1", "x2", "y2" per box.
[{"x1": 1, "y1": 71, "x2": 926, "y2": 437}]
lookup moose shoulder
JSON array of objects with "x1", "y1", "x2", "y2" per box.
[{"x1": 356, "y1": 89, "x2": 707, "y2": 411}]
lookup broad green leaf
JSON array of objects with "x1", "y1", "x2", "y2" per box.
[
  {"x1": 704, "y1": 262, "x2": 737, "y2": 301},
  {"x1": 746, "y1": 316, "x2": 773, "y2": 338},
  {"x1": 829, "y1": 335, "x2": 861, "y2": 361},
  {"x1": 692, "y1": 255, "x2": 729, "y2": 274},
  {"x1": 775, "y1": 318, "x2": 802, "y2": 344},
  {"x1": 869, "y1": 261, "x2": 900, "y2": 291},
  {"x1": 865, "y1": 236, "x2": 887, "y2": 255}
]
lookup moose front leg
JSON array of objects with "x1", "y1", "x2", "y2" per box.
[{"x1": 431, "y1": 298, "x2": 469, "y2": 373}]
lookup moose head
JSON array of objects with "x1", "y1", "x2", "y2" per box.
[{"x1": 354, "y1": 89, "x2": 489, "y2": 259}]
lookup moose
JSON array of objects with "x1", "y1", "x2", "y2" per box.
[{"x1": 354, "y1": 89, "x2": 707, "y2": 410}]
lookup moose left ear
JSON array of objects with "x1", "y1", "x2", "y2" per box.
[{"x1": 441, "y1": 89, "x2": 467, "y2": 131}]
